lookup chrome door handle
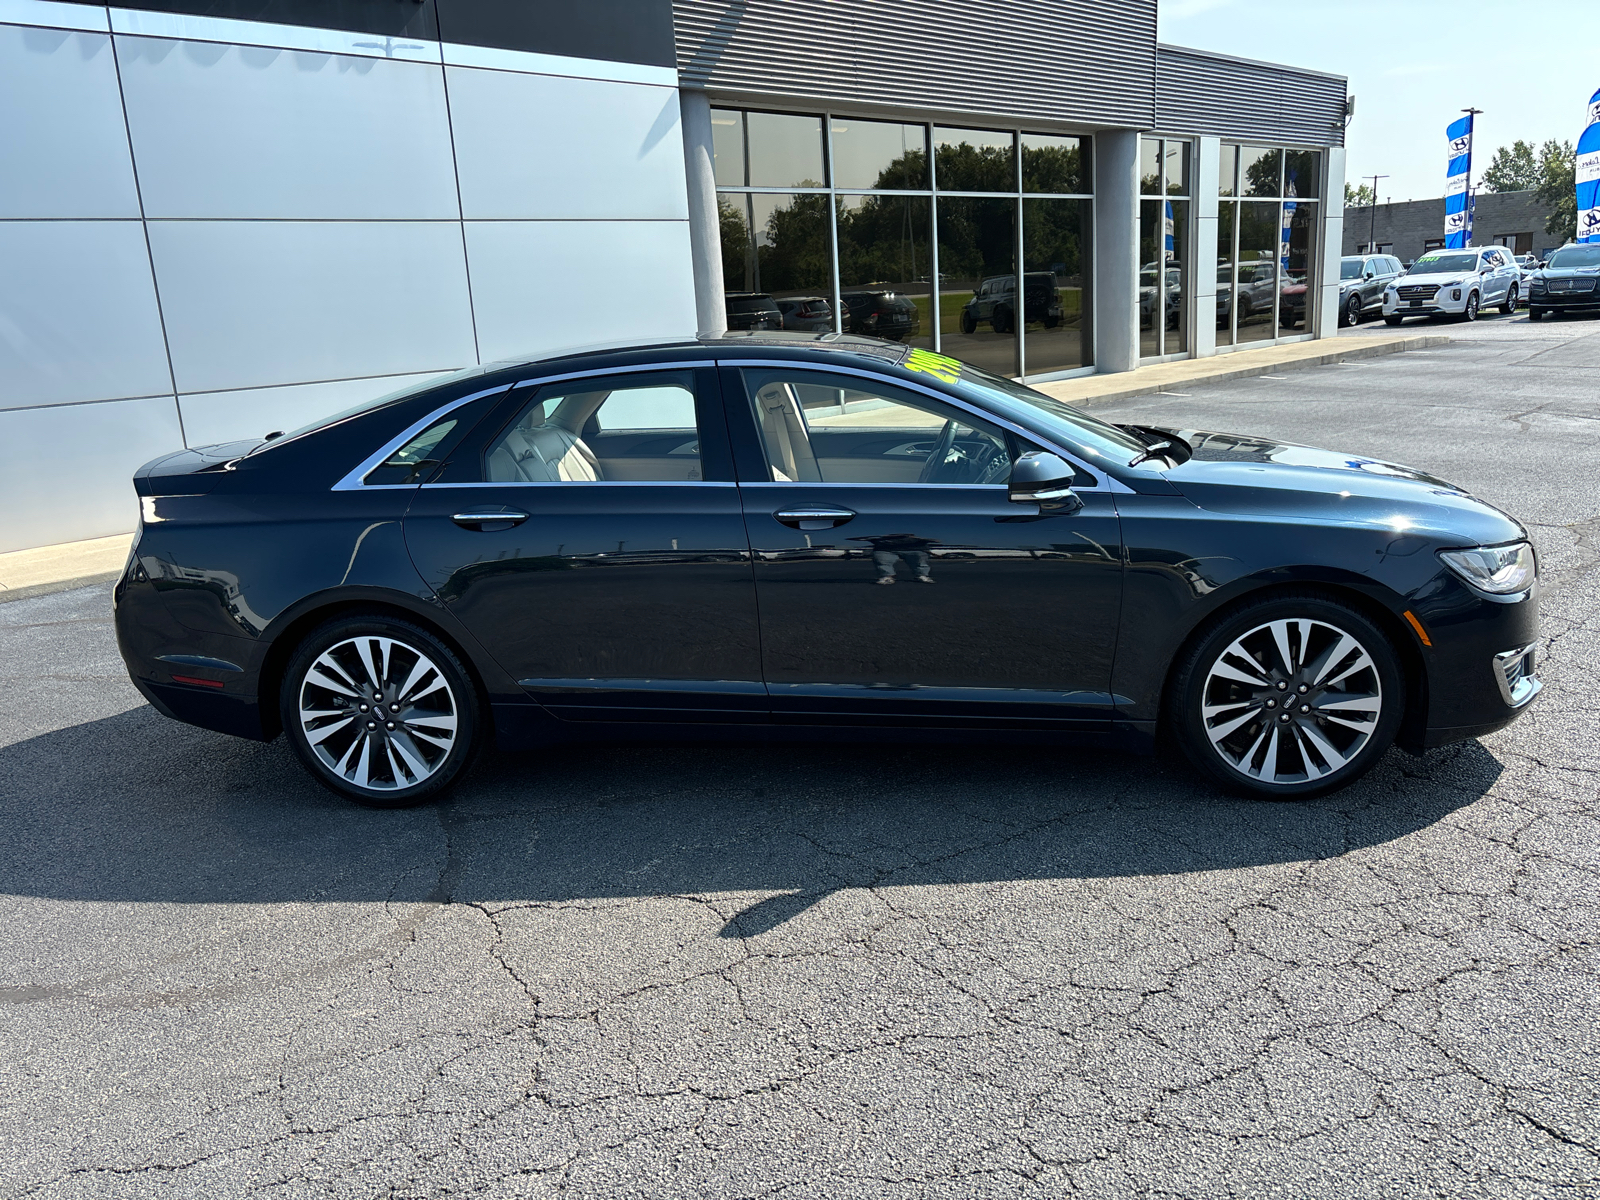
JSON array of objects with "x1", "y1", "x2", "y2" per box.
[
  {"x1": 452, "y1": 510, "x2": 529, "y2": 529},
  {"x1": 774, "y1": 506, "x2": 856, "y2": 530}
]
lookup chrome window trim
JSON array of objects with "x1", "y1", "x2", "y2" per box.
[
  {"x1": 332, "y1": 361, "x2": 716, "y2": 492},
  {"x1": 420, "y1": 480, "x2": 737, "y2": 489},
  {"x1": 720, "y1": 358, "x2": 1125, "y2": 492}
]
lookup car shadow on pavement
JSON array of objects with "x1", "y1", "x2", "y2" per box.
[{"x1": 0, "y1": 705, "x2": 1503, "y2": 929}]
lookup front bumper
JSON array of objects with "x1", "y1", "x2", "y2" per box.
[
  {"x1": 1383, "y1": 287, "x2": 1475, "y2": 317},
  {"x1": 1412, "y1": 577, "x2": 1542, "y2": 749},
  {"x1": 1528, "y1": 288, "x2": 1600, "y2": 312}
]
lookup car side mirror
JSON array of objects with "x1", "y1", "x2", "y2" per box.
[{"x1": 1008, "y1": 451, "x2": 1082, "y2": 512}]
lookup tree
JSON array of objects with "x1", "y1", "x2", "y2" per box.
[
  {"x1": 1482, "y1": 140, "x2": 1539, "y2": 193},
  {"x1": 1535, "y1": 138, "x2": 1576, "y2": 241},
  {"x1": 1344, "y1": 182, "x2": 1375, "y2": 208}
]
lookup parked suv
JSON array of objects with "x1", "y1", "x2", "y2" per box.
[
  {"x1": 840, "y1": 289, "x2": 921, "y2": 340},
  {"x1": 1338, "y1": 254, "x2": 1403, "y2": 326},
  {"x1": 959, "y1": 273, "x2": 1061, "y2": 334},
  {"x1": 725, "y1": 292, "x2": 783, "y2": 331},
  {"x1": 775, "y1": 296, "x2": 834, "y2": 332},
  {"x1": 1382, "y1": 246, "x2": 1522, "y2": 324}
]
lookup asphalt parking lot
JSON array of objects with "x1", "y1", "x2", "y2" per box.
[{"x1": 3, "y1": 309, "x2": 1598, "y2": 1198}]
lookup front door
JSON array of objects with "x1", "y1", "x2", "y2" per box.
[
  {"x1": 724, "y1": 365, "x2": 1123, "y2": 728},
  {"x1": 402, "y1": 365, "x2": 765, "y2": 722}
]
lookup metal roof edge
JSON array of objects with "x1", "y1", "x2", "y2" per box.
[{"x1": 1156, "y1": 42, "x2": 1347, "y2": 85}]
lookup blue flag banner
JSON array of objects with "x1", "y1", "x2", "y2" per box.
[
  {"x1": 1444, "y1": 114, "x2": 1473, "y2": 249},
  {"x1": 1163, "y1": 199, "x2": 1174, "y2": 260},
  {"x1": 1577, "y1": 87, "x2": 1600, "y2": 244}
]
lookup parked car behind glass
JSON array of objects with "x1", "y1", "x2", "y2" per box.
[
  {"x1": 960, "y1": 273, "x2": 1061, "y2": 334},
  {"x1": 840, "y1": 290, "x2": 921, "y2": 340},
  {"x1": 725, "y1": 292, "x2": 783, "y2": 331},
  {"x1": 776, "y1": 296, "x2": 834, "y2": 332}
]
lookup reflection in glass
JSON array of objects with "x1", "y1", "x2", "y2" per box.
[
  {"x1": 1284, "y1": 149, "x2": 1321, "y2": 200},
  {"x1": 1021, "y1": 133, "x2": 1088, "y2": 194},
  {"x1": 832, "y1": 118, "x2": 928, "y2": 189},
  {"x1": 1022, "y1": 198, "x2": 1091, "y2": 374},
  {"x1": 1219, "y1": 143, "x2": 1239, "y2": 197},
  {"x1": 938, "y1": 197, "x2": 1017, "y2": 376},
  {"x1": 717, "y1": 191, "x2": 833, "y2": 327},
  {"x1": 1138, "y1": 199, "x2": 1188, "y2": 358},
  {"x1": 836, "y1": 195, "x2": 932, "y2": 347},
  {"x1": 1217, "y1": 200, "x2": 1238, "y2": 345},
  {"x1": 1278, "y1": 201, "x2": 1317, "y2": 332},
  {"x1": 1240, "y1": 146, "x2": 1283, "y2": 197},
  {"x1": 1236, "y1": 201, "x2": 1279, "y2": 343},
  {"x1": 933, "y1": 127, "x2": 1015, "y2": 192},
  {"x1": 1140, "y1": 137, "x2": 1162, "y2": 195},
  {"x1": 1164, "y1": 140, "x2": 1191, "y2": 196},
  {"x1": 745, "y1": 111, "x2": 826, "y2": 187},
  {"x1": 711, "y1": 108, "x2": 745, "y2": 186}
]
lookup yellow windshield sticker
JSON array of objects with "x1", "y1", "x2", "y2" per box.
[{"x1": 901, "y1": 348, "x2": 962, "y2": 384}]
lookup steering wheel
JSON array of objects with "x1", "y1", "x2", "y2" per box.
[{"x1": 918, "y1": 419, "x2": 961, "y2": 484}]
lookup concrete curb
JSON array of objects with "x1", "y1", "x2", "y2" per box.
[
  {"x1": 0, "y1": 571, "x2": 121, "y2": 605},
  {"x1": 1069, "y1": 335, "x2": 1453, "y2": 409}
]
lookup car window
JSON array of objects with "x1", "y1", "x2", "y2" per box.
[
  {"x1": 740, "y1": 368, "x2": 1014, "y2": 486},
  {"x1": 362, "y1": 418, "x2": 459, "y2": 486},
  {"x1": 484, "y1": 372, "x2": 702, "y2": 483}
]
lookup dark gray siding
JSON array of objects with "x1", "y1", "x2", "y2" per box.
[
  {"x1": 675, "y1": 0, "x2": 1157, "y2": 128},
  {"x1": 1156, "y1": 44, "x2": 1346, "y2": 147}
]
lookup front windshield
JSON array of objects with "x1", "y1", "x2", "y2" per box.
[
  {"x1": 1548, "y1": 245, "x2": 1600, "y2": 269},
  {"x1": 247, "y1": 365, "x2": 487, "y2": 455},
  {"x1": 1407, "y1": 252, "x2": 1478, "y2": 275},
  {"x1": 1340, "y1": 259, "x2": 1364, "y2": 280},
  {"x1": 945, "y1": 361, "x2": 1149, "y2": 468}
]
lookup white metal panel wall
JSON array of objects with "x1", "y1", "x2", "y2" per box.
[{"x1": 0, "y1": 0, "x2": 694, "y2": 553}]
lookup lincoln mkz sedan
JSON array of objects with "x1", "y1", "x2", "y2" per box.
[{"x1": 115, "y1": 334, "x2": 1541, "y2": 807}]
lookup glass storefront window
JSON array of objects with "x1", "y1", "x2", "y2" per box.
[
  {"x1": 1021, "y1": 133, "x2": 1088, "y2": 194},
  {"x1": 1217, "y1": 200, "x2": 1237, "y2": 346},
  {"x1": 938, "y1": 197, "x2": 1016, "y2": 377},
  {"x1": 1164, "y1": 141, "x2": 1191, "y2": 196},
  {"x1": 1240, "y1": 146, "x2": 1283, "y2": 198},
  {"x1": 711, "y1": 108, "x2": 746, "y2": 187},
  {"x1": 1139, "y1": 137, "x2": 1162, "y2": 195},
  {"x1": 1139, "y1": 199, "x2": 1188, "y2": 358},
  {"x1": 831, "y1": 118, "x2": 928, "y2": 190},
  {"x1": 1283, "y1": 149, "x2": 1321, "y2": 200},
  {"x1": 1236, "y1": 200, "x2": 1279, "y2": 343},
  {"x1": 1218, "y1": 143, "x2": 1239, "y2": 197},
  {"x1": 934, "y1": 127, "x2": 1016, "y2": 192},
  {"x1": 718, "y1": 191, "x2": 835, "y2": 329},
  {"x1": 1023, "y1": 198, "x2": 1091, "y2": 374},
  {"x1": 836, "y1": 194, "x2": 932, "y2": 348},
  {"x1": 1279, "y1": 201, "x2": 1317, "y2": 332},
  {"x1": 745, "y1": 112, "x2": 826, "y2": 188}
]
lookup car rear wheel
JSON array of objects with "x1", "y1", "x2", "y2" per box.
[
  {"x1": 1500, "y1": 285, "x2": 1517, "y2": 315},
  {"x1": 281, "y1": 615, "x2": 481, "y2": 808},
  {"x1": 1461, "y1": 291, "x2": 1479, "y2": 322},
  {"x1": 1343, "y1": 295, "x2": 1361, "y2": 327},
  {"x1": 1169, "y1": 594, "x2": 1404, "y2": 800}
]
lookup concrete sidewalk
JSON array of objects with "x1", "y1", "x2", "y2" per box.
[{"x1": 3, "y1": 331, "x2": 1448, "y2": 603}]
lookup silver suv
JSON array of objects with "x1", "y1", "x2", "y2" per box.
[
  {"x1": 1337, "y1": 254, "x2": 1403, "y2": 326},
  {"x1": 1383, "y1": 246, "x2": 1522, "y2": 324}
]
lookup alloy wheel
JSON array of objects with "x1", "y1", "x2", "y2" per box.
[
  {"x1": 1199, "y1": 618, "x2": 1383, "y2": 787},
  {"x1": 1344, "y1": 296, "x2": 1360, "y2": 327},
  {"x1": 297, "y1": 635, "x2": 458, "y2": 792},
  {"x1": 1463, "y1": 292, "x2": 1479, "y2": 321}
]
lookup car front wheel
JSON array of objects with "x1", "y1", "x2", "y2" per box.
[
  {"x1": 281, "y1": 615, "x2": 481, "y2": 807},
  {"x1": 1461, "y1": 291, "x2": 1479, "y2": 322},
  {"x1": 1169, "y1": 594, "x2": 1404, "y2": 799},
  {"x1": 1500, "y1": 285, "x2": 1517, "y2": 315}
]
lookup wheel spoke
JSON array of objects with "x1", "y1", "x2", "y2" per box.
[
  {"x1": 1291, "y1": 724, "x2": 1329, "y2": 779},
  {"x1": 1270, "y1": 621, "x2": 1296, "y2": 677},
  {"x1": 311, "y1": 656, "x2": 362, "y2": 698},
  {"x1": 1205, "y1": 704, "x2": 1260, "y2": 742},
  {"x1": 1299, "y1": 718, "x2": 1356, "y2": 767},
  {"x1": 1252, "y1": 725, "x2": 1281, "y2": 781},
  {"x1": 305, "y1": 715, "x2": 355, "y2": 746},
  {"x1": 1211, "y1": 655, "x2": 1271, "y2": 687},
  {"x1": 1315, "y1": 693, "x2": 1381, "y2": 711}
]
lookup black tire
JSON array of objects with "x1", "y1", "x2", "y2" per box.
[
  {"x1": 960, "y1": 310, "x2": 977, "y2": 335},
  {"x1": 1528, "y1": 306, "x2": 1545, "y2": 321},
  {"x1": 1343, "y1": 295, "x2": 1361, "y2": 327},
  {"x1": 992, "y1": 305, "x2": 1013, "y2": 334},
  {"x1": 1461, "y1": 291, "x2": 1479, "y2": 322},
  {"x1": 280, "y1": 615, "x2": 482, "y2": 808},
  {"x1": 1384, "y1": 314, "x2": 1403, "y2": 326},
  {"x1": 1499, "y1": 285, "x2": 1517, "y2": 315},
  {"x1": 1167, "y1": 592, "x2": 1405, "y2": 800}
]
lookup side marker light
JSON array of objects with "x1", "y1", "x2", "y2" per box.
[
  {"x1": 171, "y1": 674, "x2": 226, "y2": 689},
  {"x1": 1401, "y1": 610, "x2": 1432, "y2": 647}
]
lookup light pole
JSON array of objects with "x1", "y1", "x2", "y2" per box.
[
  {"x1": 1461, "y1": 108, "x2": 1483, "y2": 246},
  {"x1": 1366, "y1": 173, "x2": 1389, "y2": 252}
]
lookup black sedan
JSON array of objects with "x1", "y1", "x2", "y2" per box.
[
  {"x1": 115, "y1": 334, "x2": 1541, "y2": 807},
  {"x1": 1527, "y1": 242, "x2": 1600, "y2": 319}
]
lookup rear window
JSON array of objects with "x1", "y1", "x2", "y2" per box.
[
  {"x1": 247, "y1": 365, "x2": 486, "y2": 456},
  {"x1": 727, "y1": 296, "x2": 778, "y2": 314}
]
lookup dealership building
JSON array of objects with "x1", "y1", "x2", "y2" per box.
[{"x1": 1, "y1": 0, "x2": 1347, "y2": 552}]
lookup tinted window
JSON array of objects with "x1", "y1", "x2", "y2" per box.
[
  {"x1": 934, "y1": 127, "x2": 1015, "y2": 192},
  {"x1": 745, "y1": 111, "x2": 825, "y2": 188},
  {"x1": 485, "y1": 373, "x2": 701, "y2": 483},
  {"x1": 1548, "y1": 245, "x2": 1600, "y2": 268},
  {"x1": 1021, "y1": 133, "x2": 1088, "y2": 193},
  {"x1": 831, "y1": 117, "x2": 928, "y2": 189},
  {"x1": 363, "y1": 419, "x2": 458, "y2": 486}
]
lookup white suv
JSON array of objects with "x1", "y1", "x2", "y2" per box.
[{"x1": 1383, "y1": 246, "x2": 1522, "y2": 323}]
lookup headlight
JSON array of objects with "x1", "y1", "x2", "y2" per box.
[{"x1": 1438, "y1": 541, "x2": 1537, "y2": 595}]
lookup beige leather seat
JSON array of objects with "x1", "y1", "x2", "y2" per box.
[
  {"x1": 753, "y1": 382, "x2": 820, "y2": 482},
  {"x1": 487, "y1": 390, "x2": 609, "y2": 483}
]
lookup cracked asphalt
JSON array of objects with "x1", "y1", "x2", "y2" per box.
[{"x1": 3, "y1": 309, "x2": 1598, "y2": 1198}]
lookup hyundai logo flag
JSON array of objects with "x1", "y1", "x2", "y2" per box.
[
  {"x1": 1577, "y1": 87, "x2": 1600, "y2": 244},
  {"x1": 1164, "y1": 200, "x2": 1175, "y2": 261},
  {"x1": 1444, "y1": 114, "x2": 1473, "y2": 248}
]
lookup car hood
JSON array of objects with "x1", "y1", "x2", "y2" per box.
[
  {"x1": 1152, "y1": 428, "x2": 1524, "y2": 545},
  {"x1": 1394, "y1": 271, "x2": 1480, "y2": 287}
]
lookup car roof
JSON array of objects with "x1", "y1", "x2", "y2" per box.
[{"x1": 485, "y1": 331, "x2": 913, "y2": 375}]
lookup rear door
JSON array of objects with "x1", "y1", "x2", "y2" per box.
[{"x1": 401, "y1": 363, "x2": 765, "y2": 723}]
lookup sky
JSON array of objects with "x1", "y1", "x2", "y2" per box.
[{"x1": 1158, "y1": 0, "x2": 1595, "y2": 204}]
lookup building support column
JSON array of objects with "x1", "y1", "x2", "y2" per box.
[
  {"x1": 680, "y1": 88, "x2": 726, "y2": 334},
  {"x1": 1315, "y1": 145, "x2": 1347, "y2": 339},
  {"x1": 1192, "y1": 137, "x2": 1220, "y2": 358},
  {"x1": 1093, "y1": 129, "x2": 1140, "y2": 374}
]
